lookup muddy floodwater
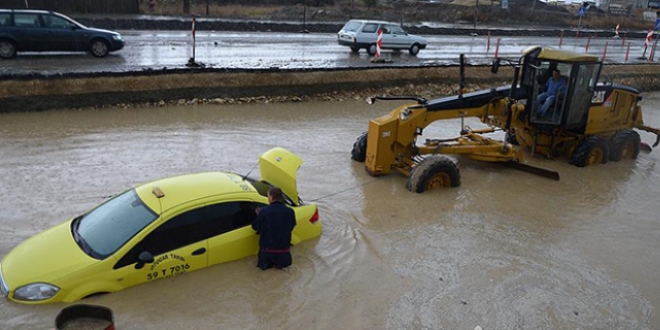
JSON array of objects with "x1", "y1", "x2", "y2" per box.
[{"x1": 1, "y1": 93, "x2": 660, "y2": 330}]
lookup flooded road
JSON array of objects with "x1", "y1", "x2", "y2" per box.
[{"x1": 1, "y1": 92, "x2": 659, "y2": 330}]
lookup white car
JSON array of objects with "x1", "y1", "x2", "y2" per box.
[{"x1": 337, "y1": 19, "x2": 427, "y2": 56}]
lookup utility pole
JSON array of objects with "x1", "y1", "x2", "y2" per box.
[
  {"x1": 183, "y1": 0, "x2": 190, "y2": 14},
  {"x1": 474, "y1": 0, "x2": 479, "y2": 29}
]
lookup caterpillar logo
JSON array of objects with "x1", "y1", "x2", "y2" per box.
[{"x1": 592, "y1": 90, "x2": 606, "y2": 103}]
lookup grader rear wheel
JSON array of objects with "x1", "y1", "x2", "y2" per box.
[
  {"x1": 609, "y1": 130, "x2": 641, "y2": 162},
  {"x1": 406, "y1": 156, "x2": 461, "y2": 193},
  {"x1": 569, "y1": 136, "x2": 610, "y2": 167},
  {"x1": 351, "y1": 132, "x2": 368, "y2": 162}
]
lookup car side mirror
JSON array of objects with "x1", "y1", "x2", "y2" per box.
[
  {"x1": 135, "y1": 251, "x2": 155, "y2": 269},
  {"x1": 491, "y1": 58, "x2": 501, "y2": 74},
  {"x1": 70, "y1": 25, "x2": 77, "y2": 31},
  {"x1": 139, "y1": 251, "x2": 155, "y2": 263}
]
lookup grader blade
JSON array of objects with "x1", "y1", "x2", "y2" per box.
[{"x1": 503, "y1": 161, "x2": 560, "y2": 181}]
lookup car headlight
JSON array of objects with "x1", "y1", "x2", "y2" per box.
[
  {"x1": 13, "y1": 283, "x2": 59, "y2": 301},
  {"x1": 112, "y1": 34, "x2": 123, "y2": 41}
]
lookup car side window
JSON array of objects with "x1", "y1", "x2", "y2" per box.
[
  {"x1": 114, "y1": 207, "x2": 207, "y2": 269},
  {"x1": 203, "y1": 201, "x2": 266, "y2": 237},
  {"x1": 391, "y1": 26, "x2": 405, "y2": 35},
  {"x1": 362, "y1": 23, "x2": 378, "y2": 33},
  {"x1": 13, "y1": 13, "x2": 41, "y2": 28},
  {"x1": 42, "y1": 14, "x2": 72, "y2": 29},
  {"x1": 114, "y1": 201, "x2": 267, "y2": 269},
  {"x1": 0, "y1": 13, "x2": 11, "y2": 27},
  {"x1": 380, "y1": 25, "x2": 391, "y2": 34}
]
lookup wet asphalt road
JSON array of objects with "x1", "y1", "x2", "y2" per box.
[{"x1": 0, "y1": 31, "x2": 651, "y2": 75}]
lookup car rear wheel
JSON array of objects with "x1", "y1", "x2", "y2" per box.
[
  {"x1": 0, "y1": 39, "x2": 17, "y2": 59},
  {"x1": 367, "y1": 44, "x2": 377, "y2": 56},
  {"x1": 350, "y1": 46, "x2": 360, "y2": 53},
  {"x1": 90, "y1": 39, "x2": 109, "y2": 58},
  {"x1": 409, "y1": 43, "x2": 420, "y2": 56}
]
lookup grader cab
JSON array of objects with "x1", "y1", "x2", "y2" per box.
[{"x1": 351, "y1": 46, "x2": 660, "y2": 193}]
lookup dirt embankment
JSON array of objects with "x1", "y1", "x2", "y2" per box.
[{"x1": 2, "y1": 65, "x2": 660, "y2": 113}]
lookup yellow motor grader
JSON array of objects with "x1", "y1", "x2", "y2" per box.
[{"x1": 351, "y1": 46, "x2": 660, "y2": 193}]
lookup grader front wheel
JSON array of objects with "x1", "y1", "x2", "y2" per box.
[
  {"x1": 406, "y1": 156, "x2": 461, "y2": 193},
  {"x1": 351, "y1": 132, "x2": 368, "y2": 162}
]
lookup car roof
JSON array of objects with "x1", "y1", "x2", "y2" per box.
[
  {"x1": 0, "y1": 9, "x2": 55, "y2": 15},
  {"x1": 347, "y1": 19, "x2": 397, "y2": 25},
  {"x1": 135, "y1": 171, "x2": 260, "y2": 213}
]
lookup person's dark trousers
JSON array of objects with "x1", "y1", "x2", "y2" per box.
[{"x1": 257, "y1": 249, "x2": 292, "y2": 270}]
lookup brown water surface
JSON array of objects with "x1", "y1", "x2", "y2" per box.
[{"x1": 1, "y1": 95, "x2": 659, "y2": 330}]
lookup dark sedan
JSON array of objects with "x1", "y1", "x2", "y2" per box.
[{"x1": 0, "y1": 9, "x2": 124, "y2": 59}]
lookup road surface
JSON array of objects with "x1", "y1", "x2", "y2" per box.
[{"x1": 0, "y1": 31, "x2": 649, "y2": 75}]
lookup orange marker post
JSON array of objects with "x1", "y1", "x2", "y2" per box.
[
  {"x1": 585, "y1": 36, "x2": 591, "y2": 52},
  {"x1": 487, "y1": 31, "x2": 491, "y2": 52},
  {"x1": 494, "y1": 38, "x2": 501, "y2": 58},
  {"x1": 559, "y1": 30, "x2": 564, "y2": 47},
  {"x1": 625, "y1": 42, "x2": 630, "y2": 62},
  {"x1": 602, "y1": 41, "x2": 608, "y2": 61}
]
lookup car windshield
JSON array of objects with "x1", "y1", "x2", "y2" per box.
[{"x1": 73, "y1": 189, "x2": 157, "y2": 259}]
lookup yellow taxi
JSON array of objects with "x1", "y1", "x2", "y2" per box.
[{"x1": 0, "y1": 148, "x2": 322, "y2": 304}]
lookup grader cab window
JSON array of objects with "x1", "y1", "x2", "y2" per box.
[
  {"x1": 529, "y1": 62, "x2": 571, "y2": 125},
  {"x1": 565, "y1": 63, "x2": 600, "y2": 130}
]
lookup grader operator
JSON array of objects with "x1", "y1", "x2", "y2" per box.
[{"x1": 351, "y1": 46, "x2": 660, "y2": 193}]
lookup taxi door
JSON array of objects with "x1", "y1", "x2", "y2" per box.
[
  {"x1": 204, "y1": 200, "x2": 266, "y2": 266},
  {"x1": 127, "y1": 206, "x2": 209, "y2": 286}
]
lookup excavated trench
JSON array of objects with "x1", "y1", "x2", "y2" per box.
[{"x1": 2, "y1": 64, "x2": 660, "y2": 113}]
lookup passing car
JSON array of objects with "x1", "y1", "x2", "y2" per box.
[
  {"x1": 337, "y1": 19, "x2": 427, "y2": 56},
  {"x1": 0, "y1": 9, "x2": 124, "y2": 59},
  {"x1": 0, "y1": 148, "x2": 322, "y2": 304}
]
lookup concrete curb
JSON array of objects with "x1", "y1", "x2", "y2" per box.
[{"x1": 2, "y1": 65, "x2": 660, "y2": 113}]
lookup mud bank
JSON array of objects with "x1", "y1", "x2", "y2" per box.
[{"x1": 2, "y1": 64, "x2": 660, "y2": 113}]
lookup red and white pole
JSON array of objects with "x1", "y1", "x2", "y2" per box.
[
  {"x1": 376, "y1": 29, "x2": 382, "y2": 58},
  {"x1": 614, "y1": 24, "x2": 619, "y2": 38},
  {"x1": 602, "y1": 41, "x2": 608, "y2": 61},
  {"x1": 559, "y1": 30, "x2": 564, "y2": 47},
  {"x1": 494, "y1": 38, "x2": 501, "y2": 58},
  {"x1": 625, "y1": 42, "x2": 630, "y2": 62}
]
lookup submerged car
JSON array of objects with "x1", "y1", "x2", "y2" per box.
[
  {"x1": 0, "y1": 9, "x2": 124, "y2": 59},
  {"x1": 0, "y1": 148, "x2": 322, "y2": 304},
  {"x1": 337, "y1": 19, "x2": 427, "y2": 56}
]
